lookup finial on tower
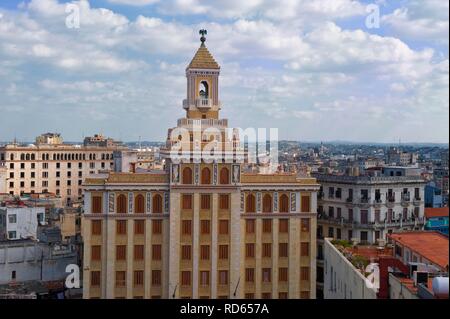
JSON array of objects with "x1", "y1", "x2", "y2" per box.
[{"x1": 199, "y1": 29, "x2": 207, "y2": 46}]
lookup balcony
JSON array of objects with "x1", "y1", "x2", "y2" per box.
[
  {"x1": 401, "y1": 193, "x2": 411, "y2": 207},
  {"x1": 182, "y1": 98, "x2": 217, "y2": 110},
  {"x1": 413, "y1": 197, "x2": 422, "y2": 206},
  {"x1": 373, "y1": 198, "x2": 383, "y2": 207}
]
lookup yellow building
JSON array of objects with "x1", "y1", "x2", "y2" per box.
[{"x1": 81, "y1": 32, "x2": 320, "y2": 299}]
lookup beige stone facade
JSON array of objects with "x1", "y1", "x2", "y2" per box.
[{"x1": 81, "y1": 36, "x2": 319, "y2": 299}]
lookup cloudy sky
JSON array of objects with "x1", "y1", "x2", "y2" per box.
[{"x1": 0, "y1": 0, "x2": 448, "y2": 143}]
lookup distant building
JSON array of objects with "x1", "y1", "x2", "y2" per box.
[
  {"x1": 0, "y1": 206, "x2": 45, "y2": 240},
  {"x1": 424, "y1": 207, "x2": 448, "y2": 235},
  {"x1": 83, "y1": 134, "x2": 123, "y2": 148},
  {"x1": 35, "y1": 133, "x2": 63, "y2": 146},
  {"x1": 0, "y1": 134, "x2": 127, "y2": 206},
  {"x1": 386, "y1": 147, "x2": 418, "y2": 166},
  {"x1": 425, "y1": 181, "x2": 443, "y2": 208}
]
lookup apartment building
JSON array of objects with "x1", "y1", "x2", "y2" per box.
[
  {"x1": 313, "y1": 170, "x2": 426, "y2": 298},
  {"x1": 81, "y1": 33, "x2": 320, "y2": 299},
  {"x1": 0, "y1": 133, "x2": 127, "y2": 206}
]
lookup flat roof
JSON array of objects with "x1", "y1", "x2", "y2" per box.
[{"x1": 388, "y1": 231, "x2": 449, "y2": 270}]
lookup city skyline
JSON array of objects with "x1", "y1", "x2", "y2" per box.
[{"x1": 0, "y1": 0, "x2": 448, "y2": 143}]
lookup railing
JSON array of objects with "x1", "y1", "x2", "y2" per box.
[
  {"x1": 401, "y1": 193, "x2": 411, "y2": 202},
  {"x1": 177, "y1": 118, "x2": 228, "y2": 127}
]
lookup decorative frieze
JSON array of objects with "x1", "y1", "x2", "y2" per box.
[
  {"x1": 240, "y1": 192, "x2": 245, "y2": 212},
  {"x1": 256, "y1": 192, "x2": 262, "y2": 212},
  {"x1": 290, "y1": 192, "x2": 296, "y2": 212},
  {"x1": 273, "y1": 192, "x2": 278, "y2": 212},
  {"x1": 146, "y1": 192, "x2": 152, "y2": 213},
  {"x1": 128, "y1": 192, "x2": 134, "y2": 213},
  {"x1": 213, "y1": 163, "x2": 218, "y2": 185},
  {"x1": 194, "y1": 164, "x2": 200, "y2": 185},
  {"x1": 108, "y1": 192, "x2": 115, "y2": 213},
  {"x1": 164, "y1": 192, "x2": 170, "y2": 213}
]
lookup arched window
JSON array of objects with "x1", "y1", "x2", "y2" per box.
[
  {"x1": 263, "y1": 194, "x2": 272, "y2": 213},
  {"x1": 10, "y1": 154, "x2": 14, "y2": 160},
  {"x1": 117, "y1": 194, "x2": 127, "y2": 214},
  {"x1": 199, "y1": 80, "x2": 209, "y2": 99},
  {"x1": 201, "y1": 167, "x2": 211, "y2": 185},
  {"x1": 135, "y1": 194, "x2": 145, "y2": 214},
  {"x1": 246, "y1": 194, "x2": 256, "y2": 213},
  {"x1": 31, "y1": 154, "x2": 35, "y2": 160},
  {"x1": 220, "y1": 167, "x2": 229, "y2": 184},
  {"x1": 182, "y1": 167, "x2": 193, "y2": 184},
  {"x1": 20, "y1": 154, "x2": 25, "y2": 160},
  {"x1": 152, "y1": 194, "x2": 163, "y2": 214},
  {"x1": 26, "y1": 154, "x2": 30, "y2": 161},
  {"x1": 279, "y1": 194, "x2": 289, "y2": 213}
]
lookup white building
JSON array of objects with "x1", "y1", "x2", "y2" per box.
[
  {"x1": 0, "y1": 206, "x2": 45, "y2": 240},
  {"x1": 323, "y1": 238, "x2": 378, "y2": 299}
]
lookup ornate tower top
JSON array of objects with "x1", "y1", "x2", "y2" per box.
[{"x1": 199, "y1": 29, "x2": 207, "y2": 46}]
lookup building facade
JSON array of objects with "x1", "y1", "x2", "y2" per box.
[
  {"x1": 0, "y1": 133, "x2": 127, "y2": 206},
  {"x1": 313, "y1": 173, "x2": 426, "y2": 298},
  {"x1": 81, "y1": 35, "x2": 320, "y2": 299},
  {"x1": 0, "y1": 206, "x2": 45, "y2": 240}
]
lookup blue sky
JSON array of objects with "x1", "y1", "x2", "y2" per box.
[{"x1": 0, "y1": 0, "x2": 448, "y2": 143}]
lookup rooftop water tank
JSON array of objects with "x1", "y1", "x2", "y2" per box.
[{"x1": 432, "y1": 277, "x2": 449, "y2": 298}]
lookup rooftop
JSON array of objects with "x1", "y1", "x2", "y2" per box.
[
  {"x1": 388, "y1": 231, "x2": 449, "y2": 270},
  {"x1": 187, "y1": 45, "x2": 220, "y2": 70}
]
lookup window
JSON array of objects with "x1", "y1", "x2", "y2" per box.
[
  {"x1": 134, "y1": 245, "x2": 144, "y2": 260},
  {"x1": 200, "y1": 245, "x2": 210, "y2": 260},
  {"x1": 246, "y1": 220, "x2": 255, "y2": 234},
  {"x1": 219, "y1": 194, "x2": 229, "y2": 210},
  {"x1": 219, "y1": 220, "x2": 229, "y2": 235},
  {"x1": 220, "y1": 167, "x2": 229, "y2": 184},
  {"x1": 11, "y1": 271, "x2": 16, "y2": 280},
  {"x1": 200, "y1": 194, "x2": 211, "y2": 210},
  {"x1": 301, "y1": 219, "x2": 310, "y2": 232},
  {"x1": 182, "y1": 167, "x2": 193, "y2": 184},
  {"x1": 182, "y1": 220, "x2": 192, "y2": 235},
  {"x1": 8, "y1": 231, "x2": 17, "y2": 239},
  {"x1": 115, "y1": 271, "x2": 126, "y2": 287},
  {"x1": 200, "y1": 220, "x2": 210, "y2": 234},
  {"x1": 279, "y1": 243, "x2": 288, "y2": 258},
  {"x1": 152, "y1": 245, "x2": 162, "y2": 260},
  {"x1": 219, "y1": 245, "x2": 228, "y2": 259},
  {"x1": 301, "y1": 243, "x2": 309, "y2": 257},
  {"x1": 262, "y1": 268, "x2": 271, "y2": 283},
  {"x1": 91, "y1": 271, "x2": 101, "y2": 286},
  {"x1": 301, "y1": 267, "x2": 310, "y2": 281},
  {"x1": 218, "y1": 270, "x2": 228, "y2": 285},
  {"x1": 92, "y1": 196, "x2": 102, "y2": 214},
  {"x1": 92, "y1": 220, "x2": 102, "y2": 235},
  {"x1": 262, "y1": 219, "x2": 272, "y2": 233},
  {"x1": 152, "y1": 220, "x2": 162, "y2": 234},
  {"x1": 8, "y1": 214, "x2": 17, "y2": 224},
  {"x1": 301, "y1": 195, "x2": 310, "y2": 212},
  {"x1": 279, "y1": 219, "x2": 288, "y2": 233},
  {"x1": 152, "y1": 194, "x2": 163, "y2": 213},
  {"x1": 182, "y1": 194, "x2": 192, "y2": 210},
  {"x1": 135, "y1": 194, "x2": 145, "y2": 213},
  {"x1": 337, "y1": 228, "x2": 341, "y2": 239},
  {"x1": 245, "y1": 268, "x2": 255, "y2": 282},
  {"x1": 91, "y1": 245, "x2": 101, "y2": 261},
  {"x1": 181, "y1": 271, "x2": 191, "y2": 286},
  {"x1": 279, "y1": 292, "x2": 288, "y2": 299},
  {"x1": 181, "y1": 245, "x2": 191, "y2": 260},
  {"x1": 200, "y1": 271, "x2": 210, "y2": 286},
  {"x1": 245, "y1": 194, "x2": 256, "y2": 213},
  {"x1": 246, "y1": 243, "x2": 255, "y2": 258},
  {"x1": 262, "y1": 194, "x2": 272, "y2": 213},
  {"x1": 348, "y1": 209, "x2": 353, "y2": 222},
  {"x1": 134, "y1": 220, "x2": 145, "y2": 234},
  {"x1": 117, "y1": 194, "x2": 127, "y2": 214},
  {"x1": 134, "y1": 271, "x2": 144, "y2": 287},
  {"x1": 262, "y1": 243, "x2": 272, "y2": 258},
  {"x1": 360, "y1": 231, "x2": 368, "y2": 242},
  {"x1": 116, "y1": 220, "x2": 127, "y2": 235},
  {"x1": 279, "y1": 194, "x2": 289, "y2": 213},
  {"x1": 152, "y1": 270, "x2": 162, "y2": 286},
  {"x1": 279, "y1": 268, "x2": 288, "y2": 282},
  {"x1": 201, "y1": 167, "x2": 211, "y2": 184},
  {"x1": 116, "y1": 245, "x2": 126, "y2": 260},
  {"x1": 328, "y1": 227, "x2": 334, "y2": 238}
]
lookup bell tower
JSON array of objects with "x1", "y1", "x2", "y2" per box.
[{"x1": 183, "y1": 29, "x2": 221, "y2": 120}]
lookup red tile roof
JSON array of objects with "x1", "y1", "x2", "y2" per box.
[
  {"x1": 388, "y1": 231, "x2": 449, "y2": 270},
  {"x1": 425, "y1": 207, "x2": 449, "y2": 218}
]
